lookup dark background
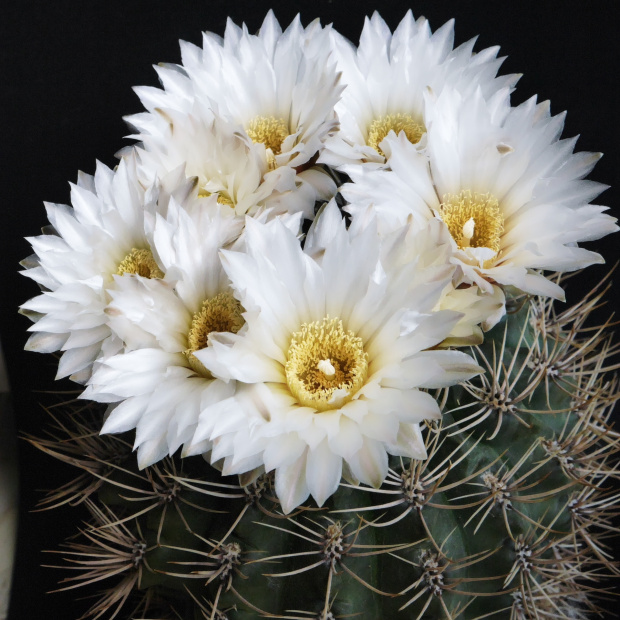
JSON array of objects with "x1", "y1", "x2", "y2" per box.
[{"x1": 1, "y1": 1, "x2": 618, "y2": 618}]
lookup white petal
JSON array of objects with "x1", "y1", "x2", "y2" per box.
[
  {"x1": 384, "y1": 423, "x2": 428, "y2": 459},
  {"x1": 306, "y1": 440, "x2": 343, "y2": 507},
  {"x1": 400, "y1": 350, "x2": 484, "y2": 388},
  {"x1": 275, "y1": 450, "x2": 310, "y2": 514},
  {"x1": 346, "y1": 437, "x2": 388, "y2": 488},
  {"x1": 195, "y1": 332, "x2": 284, "y2": 383},
  {"x1": 327, "y1": 414, "x2": 364, "y2": 460},
  {"x1": 101, "y1": 397, "x2": 149, "y2": 434},
  {"x1": 24, "y1": 331, "x2": 69, "y2": 354},
  {"x1": 263, "y1": 433, "x2": 307, "y2": 472}
]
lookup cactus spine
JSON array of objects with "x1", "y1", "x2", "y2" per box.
[{"x1": 28, "y1": 274, "x2": 620, "y2": 619}]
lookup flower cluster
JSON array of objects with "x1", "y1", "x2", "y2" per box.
[{"x1": 21, "y1": 11, "x2": 616, "y2": 513}]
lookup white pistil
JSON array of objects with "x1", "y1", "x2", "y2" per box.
[
  {"x1": 317, "y1": 359, "x2": 336, "y2": 377},
  {"x1": 461, "y1": 218, "x2": 475, "y2": 248}
]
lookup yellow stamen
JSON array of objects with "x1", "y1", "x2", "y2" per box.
[
  {"x1": 285, "y1": 316, "x2": 368, "y2": 412},
  {"x1": 116, "y1": 248, "x2": 164, "y2": 279},
  {"x1": 197, "y1": 188, "x2": 235, "y2": 207},
  {"x1": 439, "y1": 190, "x2": 504, "y2": 257},
  {"x1": 216, "y1": 193, "x2": 234, "y2": 207},
  {"x1": 246, "y1": 115, "x2": 289, "y2": 163},
  {"x1": 366, "y1": 113, "x2": 425, "y2": 156},
  {"x1": 184, "y1": 292, "x2": 245, "y2": 377}
]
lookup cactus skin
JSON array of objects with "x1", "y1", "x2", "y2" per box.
[{"x1": 29, "y1": 275, "x2": 620, "y2": 620}]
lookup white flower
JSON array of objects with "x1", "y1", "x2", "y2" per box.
[
  {"x1": 343, "y1": 87, "x2": 618, "y2": 298},
  {"x1": 131, "y1": 111, "x2": 333, "y2": 221},
  {"x1": 126, "y1": 11, "x2": 340, "y2": 219},
  {"x1": 349, "y1": 207, "x2": 506, "y2": 341},
  {"x1": 321, "y1": 11, "x2": 518, "y2": 169},
  {"x1": 20, "y1": 154, "x2": 176, "y2": 382},
  {"x1": 181, "y1": 11, "x2": 341, "y2": 169},
  {"x1": 82, "y1": 199, "x2": 245, "y2": 468},
  {"x1": 188, "y1": 201, "x2": 482, "y2": 513}
]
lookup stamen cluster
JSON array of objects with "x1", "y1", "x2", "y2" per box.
[
  {"x1": 185, "y1": 292, "x2": 245, "y2": 376},
  {"x1": 285, "y1": 316, "x2": 368, "y2": 411},
  {"x1": 439, "y1": 190, "x2": 504, "y2": 254},
  {"x1": 117, "y1": 248, "x2": 164, "y2": 279},
  {"x1": 366, "y1": 113, "x2": 424, "y2": 156}
]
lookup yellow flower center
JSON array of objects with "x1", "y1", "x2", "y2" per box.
[
  {"x1": 439, "y1": 190, "x2": 504, "y2": 259},
  {"x1": 116, "y1": 248, "x2": 164, "y2": 279},
  {"x1": 285, "y1": 317, "x2": 368, "y2": 412},
  {"x1": 197, "y1": 188, "x2": 235, "y2": 207},
  {"x1": 184, "y1": 292, "x2": 245, "y2": 377},
  {"x1": 366, "y1": 113, "x2": 425, "y2": 157},
  {"x1": 246, "y1": 116, "x2": 289, "y2": 168}
]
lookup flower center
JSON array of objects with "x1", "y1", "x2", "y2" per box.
[
  {"x1": 246, "y1": 116, "x2": 289, "y2": 157},
  {"x1": 116, "y1": 248, "x2": 164, "y2": 279},
  {"x1": 439, "y1": 190, "x2": 504, "y2": 255},
  {"x1": 285, "y1": 316, "x2": 368, "y2": 412},
  {"x1": 184, "y1": 292, "x2": 245, "y2": 377},
  {"x1": 366, "y1": 113, "x2": 425, "y2": 156},
  {"x1": 197, "y1": 188, "x2": 235, "y2": 207}
]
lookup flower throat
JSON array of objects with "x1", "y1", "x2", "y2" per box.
[
  {"x1": 367, "y1": 113, "x2": 425, "y2": 156},
  {"x1": 439, "y1": 190, "x2": 504, "y2": 256},
  {"x1": 185, "y1": 292, "x2": 245, "y2": 377},
  {"x1": 285, "y1": 316, "x2": 368, "y2": 412},
  {"x1": 117, "y1": 248, "x2": 164, "y2": 279}
]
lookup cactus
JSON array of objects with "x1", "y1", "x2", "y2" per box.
[
  {"x1": 25, "y1": 271, "x2": 620, "y2": 619},
  {"x1": 19, "y1": 10, "x2": 620, "y2": 620}
]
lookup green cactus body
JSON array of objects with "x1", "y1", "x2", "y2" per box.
[{"x1": 31, "y1": 279, "x2": 620, "y2": 620}]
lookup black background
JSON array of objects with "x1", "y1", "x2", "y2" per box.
[{"x1": 1, "y1": 1, "x2": 618, "y2": 618}]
